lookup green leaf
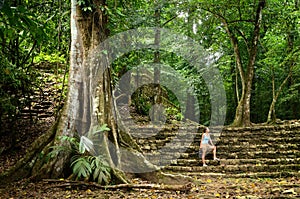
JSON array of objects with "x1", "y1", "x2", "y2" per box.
[
  {"x1": 79, "y1": 136, "x2": 94, "y2": 154},
  {"x1": 115, "y1": 8, "x2": 125, "y2": 17},
  {"x1": 99, "y1": 124, "x2": 110, "y2": 132},
  {"x1": 91, "y1": 124, "x2": 110, "y2": 135},
  {"x1": 93, "y1": 166, "x2": 101, "y2": 181},
  {"x1": 71, "y1": 157, "x2": 92, "y2": 179},
  {"x1": 47, "y1": 145, "x2": 69, "y2": 159},
  {"x1": 99, "y1": 172, "x2": 106, "y2": 184}
]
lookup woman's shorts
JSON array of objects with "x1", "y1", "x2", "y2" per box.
[{"x1": 200, "y1": 144, "x2": 215, "y2": 155}]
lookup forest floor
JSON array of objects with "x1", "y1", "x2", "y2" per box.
[
  {"x1": 0, "y1": 175, "x2": 299, "y2": 198},
  {"x1": 0, "y1": 119, "x2": 300, "y2": 199}
]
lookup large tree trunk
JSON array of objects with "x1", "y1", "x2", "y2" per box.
[
  {"x1": 0, "y1": 0, "x2": 109, "y2": 183},
  {"x1": 0, "y1": 0, "x2": 192, "y2": 186}
]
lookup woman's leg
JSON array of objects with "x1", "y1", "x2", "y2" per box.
[
  {"x1": 213, "y1": 146, "x2": 219, "y2": 160},
  {"x1": 202, "y1": 152, "x2": 206, "y2": 165},
  {"x1": 202, "y1": 147, "x2": 207, "y2": 166}
]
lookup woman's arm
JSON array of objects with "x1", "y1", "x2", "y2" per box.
[
  {"x1": 209, "y1": 135, "x2": 214, "y2": 146},
  {"x1": 200, "y1": 133, "x2": 204, "y2": 148}
]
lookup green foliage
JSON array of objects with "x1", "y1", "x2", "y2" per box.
[
  {"x1": 77, "y1": 0, "x2": 93, "y2": 12},
  {"x1": 131, "y1": 85, "x2": 153, "y2": 116},
  {"x1": 69, "y1": 155, "x2": 111, "y2": 184},
  {"x1": 0, "y1": 0, "x2": 70, "y2": 128},
  {"x1": 1, "y1": 0, "x2": 299, "y2": 129},
  {"x1": 48, "y1": 124, "x2": 111, "y2": 184},
  {"x1": 34, "y1": 52, "x2": 67, "y2": 64},
  {"x1": 0, "y1": 53, "x2": 39, "y2": 121},
  {"x1": 0, "y1": 1, "x2": 45, "y2": 121},
  {"x1": 165, "y1": 107, "x2": 183, "y2": 121}
]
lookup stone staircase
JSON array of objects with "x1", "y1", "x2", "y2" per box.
[
  {"x1": 19, "y1": 66, "x2": 66, "y2": 121},
  {"x1": 123, "y1": 117, "x2": 300, "y2": 178}
]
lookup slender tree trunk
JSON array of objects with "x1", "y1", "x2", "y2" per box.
[
  {"x1": 231, "y1": 0, "x2": 266, "y2": 126},
  {"x1": 267, "y1": 0, "x2": 297, "y2": 123},
  {"x1": 209, "y1": 0, "x2": 265, "y2": 126},
  {"x1": 267, "y1": 71, "x2": 291, "y2": 123},
  {"x1": 235, "y1": 64, "x2": 240, "y2": 103},
  {"x1": 220, "y1": 17, "x2": 245, "y2": 126},
  {"x1": 152, "y1": 2, "x2": 162, "y2": 124}
]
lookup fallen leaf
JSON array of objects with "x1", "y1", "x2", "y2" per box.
[
  {"x1": 86, "y1": 189, "x2": 93, "y2": 194},
  {"x1": 279, "y1": 180, "x2": 287, "y2": 185},
  {"x1": 271, "y1": 187, "x2": 281, "y2": 194},
  {"x1": 282, "y1": 188, "x2": 297, "y2": 195},
  {"x1": 225, "y1": 192, "x2": 230, "y2": 198}
]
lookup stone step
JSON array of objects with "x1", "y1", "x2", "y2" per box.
[
  {"x1": 164, "y1": 171, "x2": 300, "y2": 178},
  {"x1": 134, "y1": 131, "x2": 300, "y2": 140},
  {"x1": 128, "y1": 125, "x2": 300, "y2": 136},
  {"x1": 189, "y1": 144, "x2": 299, "y2": 155},
  {"x1": 138, "y1": 142, "x2": 299, "y2": 153},
  {"x1": 126, "y1": 121, "x2": 300, "y2": 179},
  {"x1": 132, "y1": 127, "x2": 300, "y2": 138},
  {"x1": 123, "y1": 118, "x2": 300, "y2": 130},
  {"x1": 135, "y1": 137, "x2": 300, "y2": 149},
  {"x1": 217, "y1": 137, "x2": 300, "y2": 145},
  {"x1": 139, "y1": 145, "x2": 300, "y2": 159},
  {"x1": 163, "y1": 164, "x2": 300, "y2": 174},
  {"x1": 173, "y1": 158, "x2": 300, "y2": 166},
  {"x1": 144, "y1": 150, "x2": 300, "y2": 161},
  {"x1": 194, "y1": 150, "x2": 300, "y2": 159},
  {"x1": 132, "y1": 131, "x2": 300, "y2": 141},
  {"x1": 223, "y1": 125, "x2": 300, "y2": 132},
  {"x1": 143, "y1": 153, "x2": 300, "y2": 168},
  {"x1": 218, "y1": 143, "x2": 299, "y2": 152}
]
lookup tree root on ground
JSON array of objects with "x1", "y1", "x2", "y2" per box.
[{"x1": 43, "y1": 179, "x2": 193, "y2": 193}]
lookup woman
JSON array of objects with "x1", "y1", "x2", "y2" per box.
[{"x1": 200, "y1": 127, "x2": 219, "y2": 166}]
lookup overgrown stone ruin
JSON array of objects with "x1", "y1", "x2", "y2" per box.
[{"x1": 121, "y1": 114, "x2": 300, "y2": 178}]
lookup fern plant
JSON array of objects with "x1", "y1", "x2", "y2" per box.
[{"x1": 48, "y1": 124, "x2": 111, "y2": 184}]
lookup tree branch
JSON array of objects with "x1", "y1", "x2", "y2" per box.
[
  {"x1": 162, "y1": 15, "x2": 177, "y2": 26},
  {"x1": 199, "y1": 6, "x2": 246, "y2": 91},
  {"x1": 233, "y1": 27, "x2": 250, "y2": 55},
  {"x1": 20, "y1": 40, "x2": 37, "y2": 68},
  {"x1": 246, "y1": 0, "x2": 266, "y2": 74},
  {"x1": 228, "y1": 19, "x2": 255, "y2": 23}
]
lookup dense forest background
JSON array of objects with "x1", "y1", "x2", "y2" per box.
[{"x1": 0, "y1": 0, "x2": 299, "y2": 130}]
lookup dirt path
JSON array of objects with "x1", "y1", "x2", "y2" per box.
[
  {"x1": 1, "y1": 176, "x2": 299, "y2": 198},
  {"x1": 0, "y1": 118, "x2": 54, "y2": 174}
]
